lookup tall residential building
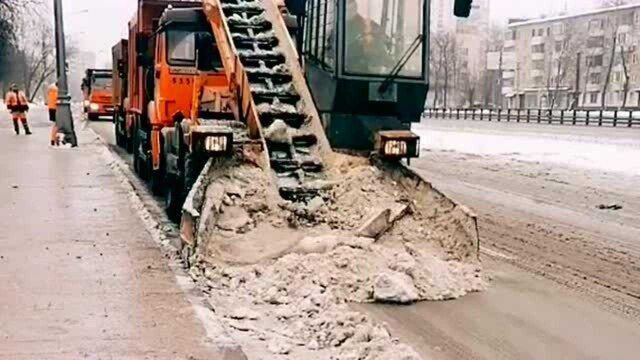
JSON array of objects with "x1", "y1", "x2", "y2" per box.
[
  {"x1": 503, "y1": 3, "x2": 640, "y2": 109},
  {"x1": 429, "y1": 0, "x2": 492, "y2": 106},
  {"x1": 456, "y1": 0, "x2": 491, "y2": 77},
  {"x1": 431, "y1": 0, "x2": 456, "y2": 34}
]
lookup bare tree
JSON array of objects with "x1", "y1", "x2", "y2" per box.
[
  {"x1": 544, "y1": 24, "x2": 582, "y2": 109},
  {"x1": 619, "y1": 44, "x2": 630, "y2": 107},
  {"x1": 599, "y1": 0, "x2": 634, "y2": 7},
  {"x1": 12, "y1": 9, "x2": 77, "y2": 102},
  {"x1": 16, "y1": 20, "x2": 56, "y2": 101},
  {"x1": 0, "y1": 0, "x2": 42, "y2": 91},
  {"x1": 462, "y1": 72, "x2": 482, "y2": 107},
  {"x1": 431, "y1": 31, "x2": 457, "y2": 108},
  {"x1": 601, "y1": 17, "x2": 619, "y2": 109}
]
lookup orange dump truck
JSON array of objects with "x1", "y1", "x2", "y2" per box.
[
  {"x1": 81, "y1": 69, "x2": 114, "y2": 120},
  {"x1": 115, "y1": 0, "x2": 240, "y2": 219}
]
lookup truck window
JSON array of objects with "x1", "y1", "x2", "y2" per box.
[
  {"x1": 168, "y1": 30, "x2": 196, "y2": 66},
  {"x1": 93, "y1": 77, "x2": 113, "y2": 90},
  {"x1": 196, "y1": 32, "x2": 223, "y2": 71},
  {"x1": 344, "y1": 0, "x2": 425, "y2": 78}
]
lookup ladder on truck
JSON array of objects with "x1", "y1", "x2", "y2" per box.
[{"x1": 203, "y1": 0, "x2": 328, "y2": 202}]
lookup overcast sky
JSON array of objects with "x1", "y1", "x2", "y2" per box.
[
  {"x1": 57, "y1": 0, "x2": 608, "y2": 66},
  {"x1": 490, "y1": 0, "x2": 600, "y2": 21}
]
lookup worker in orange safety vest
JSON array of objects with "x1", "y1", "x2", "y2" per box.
[
  {"x1": 4, "y1": 83, "x2": 32, "y2": 135},
  {"x1": 47, "y1": 83, "x2": 59, "y2": 146}
]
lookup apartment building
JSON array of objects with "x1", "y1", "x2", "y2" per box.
[
  {"x1": 503, "y1": 4, "x2": 640, "y2": 109},
  {"x1": 430, "y1": 0, "x2": 491, "y2": 106}
]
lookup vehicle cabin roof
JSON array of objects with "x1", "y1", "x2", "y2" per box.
[{"x1": 159, "y1": 7, "x2": 209, "y2": 30}]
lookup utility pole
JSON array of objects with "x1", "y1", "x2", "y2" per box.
[
  {"x1": 53, "y1": 0, "x2": 78, "y2": 147},
  {"x1": 573, "y1": 52, "x2": 581, "y2": 109},
  {"x1": 497, "y1": 48, "x2": 504, "y2": 108}
]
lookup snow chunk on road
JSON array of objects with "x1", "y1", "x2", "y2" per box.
[{"x1": 373, "y1": 271, "x2": 419, "y2": 304}]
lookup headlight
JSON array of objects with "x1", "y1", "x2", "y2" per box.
[
  {"x1": 204, "y1": 135, "x2": 228, "y2": 152},
  {"x1": 83, "y1": 100, "x2": 90, "y2": 107},
  {"x1": 383, "y1": 140, "x2": 408, "y2": 156},
  {"x1": 89, "y1": 103, "x2": 100, "y2": 111}
]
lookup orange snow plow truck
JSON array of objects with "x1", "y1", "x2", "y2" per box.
[{"x1": 114, "y1": 0, "x2": 254, "y2": 219}]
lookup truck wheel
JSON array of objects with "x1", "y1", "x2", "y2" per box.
[
  {"x1": 126, "y1": 127, "x2": 133, "y2": 154},
  {"x1": 133, "y1": 117, "x2": 147, "y2": 179},
  {"x1": 150, "y1": 135, "x2": 165, "y2": 196},
  {"x1": 150, "y1": 170, "x2": 164, "y2": 195},
  {"x1": 88, "y1": 113, "x2": 99, "y2": 121},
  {"x1": 114, "y1": 114, "x2": 125, "y2": 148},
  {"x1": 165, "y1": 177, "x2": 184, "y2": 223}
]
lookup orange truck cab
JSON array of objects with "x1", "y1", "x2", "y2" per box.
[
  {"x1": 122, "y1": 1, "x2": 236, "y2": 219},
  {"x1": 81, "y1": 69, "x2": 114, "y2": 120}
]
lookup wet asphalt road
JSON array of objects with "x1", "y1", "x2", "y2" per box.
[
  {"x1": 0, "y1": 107, "x2": 239, "y2": 359},
  {"x1": 89, "y1": 115, "x2": 640, "y2": 359},
  {"x1": 365, "y1": 119, "x2": 640, "y2": 360}
]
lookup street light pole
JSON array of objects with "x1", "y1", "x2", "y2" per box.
[{"x1": 53, "y1": 0, "x2": 78, "y2": 147}]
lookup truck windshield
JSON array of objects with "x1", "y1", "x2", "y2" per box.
[
  {"x1": 93, "y1": 77, "x2": 112, "y2": 90},
  {"x1": 167, "y1": 29, "x2": 222, "y2": 70},
  {"x1": 168, "y1": 30, "x2": 197, "y2": 66},
  {"x1": 344, "y1": 0, "x2": 425, "y2": 78}
]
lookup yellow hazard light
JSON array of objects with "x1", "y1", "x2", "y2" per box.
[
  {"x1": 204, "y1": 135, "x2": 228, "y2": 152},
  {"x1": 383, "y1": 140, "x2": 408, "y2": 156}
]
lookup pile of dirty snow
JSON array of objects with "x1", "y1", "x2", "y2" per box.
[{"x1": 185, "y1": 155, "x2": 485, "y2": 359}]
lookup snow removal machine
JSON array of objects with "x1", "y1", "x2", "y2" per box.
[{"x1": 111, "y1": 0, "x2": 480, "y2": 257}]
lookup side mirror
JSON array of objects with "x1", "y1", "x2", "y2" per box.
[{"x1": 454, "y1": 0, "x2": 473, "y2": 18}]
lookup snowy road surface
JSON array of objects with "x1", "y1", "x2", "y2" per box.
[
  {"x1": 360, "y1": 118, "x2": 640, "y2": 359},
  {"x1": 414, "y1": 119, "x2": 640, "y2": 175},
  {"x1": 88, "y1": 117, "x2": 640, "y2": 359}
]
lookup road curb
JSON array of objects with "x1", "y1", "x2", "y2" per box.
[{"x1": 85, "y1": 125, "x2": 248, "y2": 359}]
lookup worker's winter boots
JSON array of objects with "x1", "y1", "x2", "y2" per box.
[{"x1": 13, "y1": 119, "x2": 32, "y2": 135}]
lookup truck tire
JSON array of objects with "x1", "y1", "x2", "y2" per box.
[
  {"x1": 150, "y1": 170, "x2": 164, "y2": 195},
  {"x1": 126, "y1": 125, "x2": 133, "y2": 154},
  {"x1": 114, "y1": 113, "x2": 125, "y2": 148},
  {"x1": 133, "y1": 116, "x2": 147, "y2": 179},
  {"x1": 88, "y1": 113, "x2": 99, "y2": 121},
  {"x1": 150, "y1": 134, "x2": 165, "y2": 196},
  {"x1": 165, "y1": 176, "x2": 184, "y2": 223},
  {"x1": 165, "y1": 120, "x2": 187, "y2": 222}
]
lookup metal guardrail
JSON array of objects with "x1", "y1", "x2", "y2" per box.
[{"x1": 424, "y1": 108, "x2": 640, "y2": 128}]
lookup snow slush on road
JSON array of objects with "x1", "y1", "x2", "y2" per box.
[
  {"x1": 178, "y1": 152, "x2": 484, "y2": 358},
  {"x1": 168, "y1": 0, "x2": 486, "y2": 358}
]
